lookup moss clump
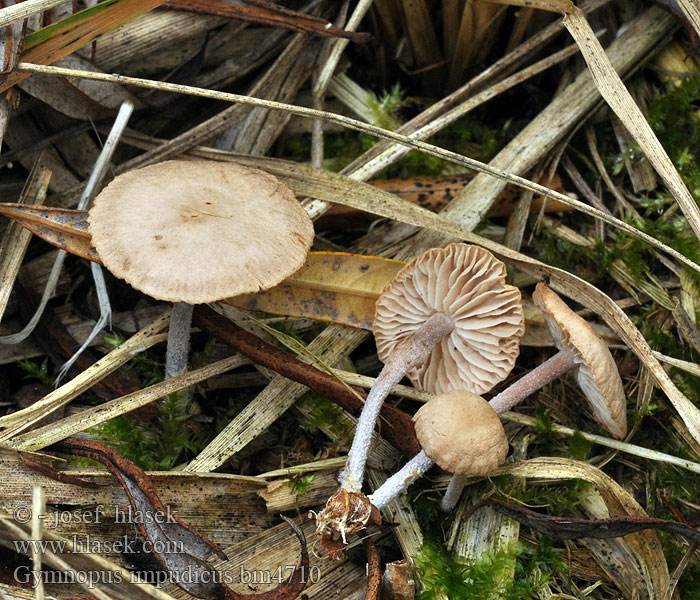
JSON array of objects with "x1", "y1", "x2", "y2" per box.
[{"x1": 414, "y1": 538, "x2": 554, "y2": 600}]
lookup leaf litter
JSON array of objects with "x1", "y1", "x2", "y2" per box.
[{"x1": 0, "y1": 2, "x2": 700, "y2": 599}]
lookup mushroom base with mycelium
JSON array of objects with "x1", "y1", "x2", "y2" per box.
[{"x1": 315, "y1": 244, "x2": 524, "y2": 554}]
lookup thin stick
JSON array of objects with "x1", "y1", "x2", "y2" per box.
[
  {"x1": 31, "y1": 485, "x2": 45, "y2": 600},
  {"x1": 313, "y1": 0, "x2": 374, "y2": 96},
  {"x1": 14, "y1": 62, "x2": 700, "y2": 276},
  {"x1": 0, "y1": 0, "x2": 67, "y2": 28}
]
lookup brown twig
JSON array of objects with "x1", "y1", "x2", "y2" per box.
[
  {"x1": 192, "y1": 305, "x2": 421, "y2": 459},
  {"x1": 365, "y1": 537, "x2": 381, "y2": 600}
]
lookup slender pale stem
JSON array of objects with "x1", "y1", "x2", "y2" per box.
[
  {"x1": 438, "y1": 347, "x2": 578, "y2": 511},
  {"x1": 371, "y1": 348, "x2": 581, "y2": 512},
  {"x1": 488, "y1": 348, "x2": 577, "y2": 415},
  {"x1": 441, "y1": 474, "x2": 469, "y2": 511},
  {"x1": 368, "y1": 450, "x2": 434, "y2": 510},
  {"x1": 165, "y1": 302, "x2": 194, "y2": 380},
  {"x1": 341, "y1": 312, "x2": 455, "y2": 493}
]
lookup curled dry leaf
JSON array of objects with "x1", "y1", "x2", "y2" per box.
[
  {"x1": 487, "y1": 498, "x2": 700, "y2": 545},
  {"x1": 498, "y1": 457, "x2": 669, "y2": 598},
  {"x1": 0, "y1": 203, "x2": 98, "y2": 262},
  {"x1": 50, "y1": 437, "x2": 310, "y2": 600}
]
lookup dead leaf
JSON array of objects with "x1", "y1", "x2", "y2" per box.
[
  {"x1": 51, "y1": 437, "x2": 310, "y2": 600},
  {"x1": 0, "y1": 203, "x2": 98, "y2": 262},
  {"x1": 231, "y1": 252, "x2": 404, "y2": 330}
]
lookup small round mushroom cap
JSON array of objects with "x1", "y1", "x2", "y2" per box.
[
  {"x1": 413, "y1": 390, "x2": 508, "y2": 476},
  {"x1": 88, "y1": 160, "x2": 314, "y2": 304},
  {"x1": 374, "y1": 243, "x2": 524, "y2": 395},
  {"x1": 533, "y1": 282, "x2": 627, "y2": 439}
]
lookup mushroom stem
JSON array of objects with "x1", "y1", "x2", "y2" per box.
[
  {"x1": 488, "y1": 348, "x2": 578, "y2": 415},
  {"x1": 438, "y1": 347, "x2": 578, "y2": 511},
  {"x1": 368, "y1": 450, "x2": 434, "y2": 510},
  {"x1": 341, "y1": 312, "x2": 455, "y2": 493},
  {"x1": 441, "y1": 474, "x2": 469, "y2": 511},
  {"x1": 165, "y1": 302, "x2": 194, "y2": 380}
]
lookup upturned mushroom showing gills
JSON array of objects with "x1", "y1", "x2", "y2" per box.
[
  {"x1": 341, "y1": 243, "x2": 524, "y2": 494},
  {"x1": 314, "y1": 244, "x2": 523, "y2": 551},
  {"x1": 368, "y1": 391, "x2": 509, "y2": 511},
  {"x1": 489, "y1": 282, "x2": 627, "y2": 439},
  {"x1": 88, "y1": 160, "x2": 314, "y2": 379}
]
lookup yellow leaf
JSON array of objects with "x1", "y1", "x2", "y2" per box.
[{"x1": 229, "y1": 252, "x2": 404, "y2": 330}]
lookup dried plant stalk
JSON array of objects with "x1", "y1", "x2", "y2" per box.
[
  {"x1": 0, "y1": 311, "x2": 170, "y2": 439},
  {"x1": 0, "y1": 162, "x2": 50, "y2": 321},
  {"x1": 10, "y1": 354, "x2": 249, "y2": 451},
  {"x1": 488, "y1": 0, "x2": 700, "y2": 243}
]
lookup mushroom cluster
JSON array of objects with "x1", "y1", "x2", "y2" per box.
[
  {"x1": 315, "y1": 243, "x2": 525, "y2": 550},
  {"x1": 342, "y1": 243, "x2": 525, "y2": 494},
  {"x1": 89, "y1": 159, "x2": 315, "y2": 379},
  {"x1": 367, "y1": 282, "x2": 628, "y2": 514},
  {"x1": 316, "y1": 258, "x2": 628, "y2": 554}
]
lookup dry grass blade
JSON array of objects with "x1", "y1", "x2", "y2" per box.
[
  {"x1": 13, "y1": 58, "x2": 697, "y2": 275},
  {"x1": 10, "y1": 354, "x2": 249, "y2": 451},
  {"x1": 0, "y1": 161, "x2": 50, "y2": 322},
  {"x1": 491, "y1": 0, "x2": 700, "y2": 243},
  {"x1": 313, "y1": 0, "x2": 374, "y2": 95},
  {"x1": 0, "y1": 311, "x2": 170, "y2": 439},
  {"x1": 0, "y1": 0, "x2": 69, "y2": 28}
]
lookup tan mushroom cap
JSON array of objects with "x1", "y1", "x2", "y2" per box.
[
  {"x1": 413, "y1": 390, "x2": 508, "y2": 476},
  {"x1": 533, "y1": 283, "x2": 627, "y2": 439},
  {"x1": 88, "y1": 160, "x2": 314, "y2": 304},
  {"x1": 374, "y1": 243, "x2": 524, "y2": 395}
]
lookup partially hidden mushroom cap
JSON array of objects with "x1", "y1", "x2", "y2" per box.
[
  {"x1": 532, "y1": 282, "x2": 627, "y2": 439},
  {"x1": 413, "y1": 390, "x2": 508, "y2": 476},
  {"x1": 374, "y1": 243, "x2": 524, "y2": 395},
  {"x1": 88, "y1": 160, "x2": 314, "y2": 304}
]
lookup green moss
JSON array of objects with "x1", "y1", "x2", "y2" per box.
[
  {"x1": 297, "y1": 391, "x2": 353, "y2": 447},
  {"x1": 17, "y1": 358, "x2": 57, "y2": 387},
  {"x1": 289, "y1": 474, "x2": 316, "y2": 495},
  {"x1": 414, "y1": 538, "x2": 554, "y2": 600}
]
